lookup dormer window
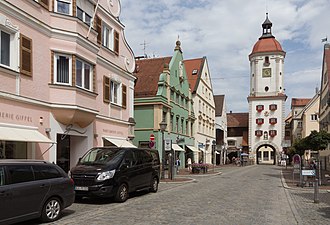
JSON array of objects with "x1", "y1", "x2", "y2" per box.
[{"x1": 256, "y1": 105, "x2": 264, "y2": 112}]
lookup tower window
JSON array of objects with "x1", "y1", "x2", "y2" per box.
[{"x1": 264, "y1": 56, "x2": 270, "y2": 66}]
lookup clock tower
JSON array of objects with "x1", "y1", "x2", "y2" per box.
[{"x1": 248, "y1": 13, "x2": 286, "y2": 165}]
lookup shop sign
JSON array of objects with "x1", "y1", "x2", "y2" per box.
[{"x1": 0, "y1": 111, "x2": 33, "y2": 122}]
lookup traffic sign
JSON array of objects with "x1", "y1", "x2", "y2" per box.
[{"x1": 150, "y1": 134, "x2": 155, "y2": 141}]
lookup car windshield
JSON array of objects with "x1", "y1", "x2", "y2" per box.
[{"x1": 79, "y1": 148, "x2": 123, "y2": 165}]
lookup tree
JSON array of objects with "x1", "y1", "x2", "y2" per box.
[{"x1": 292, "y1": 130, "x2": 330, "y2": 155}]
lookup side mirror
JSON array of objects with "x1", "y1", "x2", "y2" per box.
[{"x1": 120, "y1": 163, "x2": 129, "y2": 170}]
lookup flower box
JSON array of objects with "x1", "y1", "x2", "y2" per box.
[{"x1": 192, "y1": 163, "x2": 209, "y2": 174}]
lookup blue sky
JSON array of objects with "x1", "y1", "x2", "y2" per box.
[{"x1": 120, "y1": 0, "x2": 330, "y2": 115}]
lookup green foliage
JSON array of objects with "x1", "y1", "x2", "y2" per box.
[{"x1": 291, "y1": 130, "x2": 330, "y2": 156}]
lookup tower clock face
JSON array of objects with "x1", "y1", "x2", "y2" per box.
[{"x1": 262, "y1": 68, "x2": 272, "y2": 77}]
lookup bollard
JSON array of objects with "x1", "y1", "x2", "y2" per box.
[{"x1": 314, "y1": 178, "x2": 319, "y2": 203}]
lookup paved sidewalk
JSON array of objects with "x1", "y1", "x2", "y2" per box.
[{"x1": 281, "y1": 166, "x2": 330, "y2": 225}]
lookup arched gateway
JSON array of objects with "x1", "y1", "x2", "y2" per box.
[{"x1": 256, "y1": 144, "x2": 276, "y2": 165}]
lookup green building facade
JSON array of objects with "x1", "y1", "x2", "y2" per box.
[{"x1": 133, "y1": 41, "x2": 195, "y2": 170}]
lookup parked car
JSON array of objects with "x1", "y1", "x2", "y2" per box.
[
  {"x1": 69, "y1": 147, "x2": 160, "y2": 202},
  {"x1": 0, "y1": 160, "x2": 75, "y2": 225}
]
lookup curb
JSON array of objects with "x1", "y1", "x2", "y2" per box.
[
  {"x1": 177, "y1": 171, "x2": 222, "y2": 178},
  {"x1": 160, "y1": 178, "x2": 196, "y2": 184}
]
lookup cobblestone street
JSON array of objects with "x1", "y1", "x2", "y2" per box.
[{"x1": 18, "y1": 165, "x2": 330, "y2": 225}]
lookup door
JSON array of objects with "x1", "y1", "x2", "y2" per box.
[{"x1": 57, "y1": 134, "x2": 70, "y2": 173}]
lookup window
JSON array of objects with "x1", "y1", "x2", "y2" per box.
[
  {"x1": 228, "y1": 140, "x2": 236, "y2": 146},
  {"x1": 297, "y1": 121, "x2": 302, "y2": 128},
  {"x1": 170, "y1": 114, "x2": 174, "y2": 132},
  {"x1": 171, "y1": 90, "x2": 174, "y2": 101},
  {"x1": 269, "y1": 130, "x2": 277, "y2": 137},
  {"x1": 186, "y1": 120, "x2": 189, "y2": 135},
  {"x1": 77, "y1": 7, "x2": 92, "y2": 25},
  {"x1": 54, "y1": 53, "x2": 72, "y2": 85},
  {"x1": 38, "y1": 0, "x2": 49, "y2": 9},
  {"x1": 269, "y1": 118, "x2": 277, "y2": 125},
  {"x1": 255, "y1": 130, "x2": 263, "y2": 137},
  {"x1": 181, "y1": 118, "x2": 184, "y2": 134},
  {"x1": 256, "y1": 105, "x2": 264, "y2": 112},
  {"x1": 55, "y1": 0, "x2": 72, "y2": 15},
  {"x1": 176, "y1": 117, "x2": 179, "y2": 133},
  {"x1": 269, "y1": 104, "x2": 277, "y2": 111},
  {"x1": 0, "y1": 30, "x2": 10, "y2": 67},
  {"x1": 256, "y1": 118, "x2": 264, "y2": 125},
  {"x1": 33, "y1": 165, "x2": 61, "y2": 180},
  {"x1": 76, "y1": 58, "x2": 92, "y2": 90},
  {"x1": 263, "y1": 131, "x2": 268, "y2": 140},
  {"x1": 110, "y1": 80, "x2": 119, "y2": 104},
  {"x1": 263, "y1": 151, "x2": 269, "y2": 161},
  {"x1": 192, "y1": 69, "x2": 198, "y2": 75},
  {"x1": 8, "y1": 165, "x2": 34, "y2": 184},
  {"x1": 103, "y1": 25, "x2": 113, "y2": 49},
  {"x1": 311, "y1": 114, "x2": 318, "y2": 121}
]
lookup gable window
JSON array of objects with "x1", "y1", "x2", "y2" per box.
[
  {"x1": 311, "y1": 114, "x2": 318, "y2": 121},
  {"x1": 55, "y1": 0, "x2": 72, "y2": 15},
  {"x1": 297, "y1": 121, "x2": 302, "y2": 128},
  {"x1": 76, "y1": 58, "x2": 92, "y2": 91},
  {"x1": 54, "y1": 53, "x2": 72, "y2": 85}
]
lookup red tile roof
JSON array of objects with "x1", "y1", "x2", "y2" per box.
[
  {"x1": 134, "y1": 57, "x2": 171, "y2": 98},
  {"x1": 227, "y1": 113, "x2": 249, "y2": 127},
  {"x1": 214, "y1": 95, "x2": 225, "y2": 116},
  {"x1": 183, "y1": 58, "x2": 204, "y2": 92},
  {"x1": 250, "y1": 38, "x2": 284, "y2": 55},
  {"x1": 291, "y1": 98, "x2": 311, "y2": 107},
  {"x1": 325, "y1": 44, "x2": 330, "y2": 89}
]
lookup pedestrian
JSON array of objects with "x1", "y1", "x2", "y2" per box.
[
  {"x1": 176, "y1": 157, "x2": 181, "y2": 173},
  {"x1": 187, "y1": 157, "x2": 192, "y2": 171}
]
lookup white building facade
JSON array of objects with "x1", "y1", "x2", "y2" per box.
[
  {"x1": 248, "y1": 14, "x2": 286, "y2": 165},
  {"x1": 184, "y1": 57, "x2": 216, "y2": 164}
]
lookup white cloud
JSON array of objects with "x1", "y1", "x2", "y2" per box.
[{"x1": 120, "y1": 0, "x2": 330, "y2": 114}]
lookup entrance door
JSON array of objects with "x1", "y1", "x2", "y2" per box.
[{"x1": 56, "y1": 134, "x2": 70, "y2": 173}]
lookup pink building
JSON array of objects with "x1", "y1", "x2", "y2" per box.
[{"x1": 0, "y1": 0, "x2": 136, "y2": 172}]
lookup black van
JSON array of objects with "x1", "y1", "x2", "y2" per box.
[{"x1": 69, "y1": 147, "x2": 160, "y2": 202}]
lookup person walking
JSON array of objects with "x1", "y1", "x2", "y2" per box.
[
  {"x1": 187, "y1": 157, "x2": 192, "y2": 171},
  {"x1": 176, "y1": 157, "x2": 181, "y2": 173}
]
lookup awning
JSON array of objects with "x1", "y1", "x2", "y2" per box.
[
  {"x1": 103, "y1": 137, "x2": 137, "y2": 148},
  {"x1": 199, "y1": 148, "x2": 205, "y2": 152},
  {"x1": 172, "y1": 144, "x2": 185, "y2": 152},
  {"x1": 186, "y1": 145, "x2": 200, "y2": 152},
  {"x1": 0, "y1": 124, "x2": 52, "y2": 143}
]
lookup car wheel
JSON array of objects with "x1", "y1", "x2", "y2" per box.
[
  {"x1": 150, "y1": 177, "x2": 158, "y2": 193},
  {"x1": 115, "y1": 183, "x2": 128, "y2": 202},
  {"x1": 41, "y1": 197, "x2": 62, "y2": 222}
]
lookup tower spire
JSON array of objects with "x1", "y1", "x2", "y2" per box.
[{"x1": 260, "y1": 13, "x2": 274, "y2": 39}]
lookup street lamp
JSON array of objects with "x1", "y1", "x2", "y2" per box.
[{"x1": 159, "y1": 120, "x2": 167, "y2": 179}]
